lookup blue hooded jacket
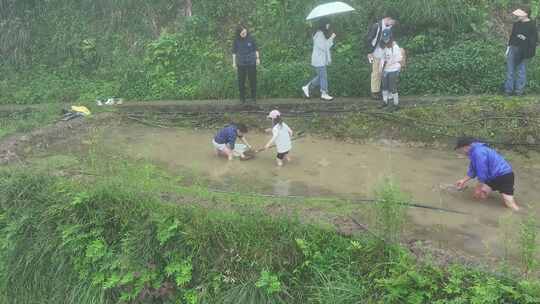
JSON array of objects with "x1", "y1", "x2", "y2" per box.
[
  {"x1": 214, "y1": 125, "x2": 238, "y2": 149},
  {"x1": 467, "y1": 143, "x2": 513, "y2": 183}
]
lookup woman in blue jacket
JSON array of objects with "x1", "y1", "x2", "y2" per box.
[{"x1": 454, "y1": 137, "x2": 520, "y2": 211}]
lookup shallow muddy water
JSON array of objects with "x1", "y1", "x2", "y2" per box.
[{"x1": 98, "y1": 125, "x2": 540, "y2": 259}]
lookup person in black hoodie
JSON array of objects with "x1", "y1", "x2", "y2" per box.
[
  {"x1": 232, "y1": 25, "x2": 260, "y2": 103},
  {"x1": 504, "y1": 8, "x2": 538, "y2": 96},
  {"x1": 365, "y1": 16, "x2": 396, "y2": 100}
]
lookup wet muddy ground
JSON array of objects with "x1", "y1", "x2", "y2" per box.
[
  {"x1": 3, "y1": 115, "x2": 538, "y2": 263},
  {"x1": 92, "y1": 125, "x2": 540, "y2": 261}
]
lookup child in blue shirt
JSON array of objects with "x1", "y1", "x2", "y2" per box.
[{"x1": 213, "y1": 123, "x2": 251, "y2": 160}]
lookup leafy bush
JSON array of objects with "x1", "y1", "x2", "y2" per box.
[
  {"x1": 0, "y1": 0, "x2": 538, "y2": 104},
  {"x1": 1, "y1": 170, "x2": 539, "y2": 303},
  {"x1": 401, "y1": 39, "x2": 507, "y2": 95}
]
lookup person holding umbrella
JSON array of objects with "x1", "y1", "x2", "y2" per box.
[
  {"x1": 302, "y1": 18, "x2": 336, "y2": 101},
  {"x1": 232, "y1": 24, "x2": 260, "y2": 103}
]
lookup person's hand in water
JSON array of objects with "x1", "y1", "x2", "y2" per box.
[
  {"x1": 473, "y1": 184, "x2": 489, "y2": 200},
  {"x1": 455, "y1": 177, "x2": 470, "y2": 190}
]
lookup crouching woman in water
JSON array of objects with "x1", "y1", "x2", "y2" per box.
[
  {"x1": 454, "y1": 137, "x2": 520, "y2": 211},
  {"x1": 212, "y1": 123, "x2": 251, "y2": 160}
]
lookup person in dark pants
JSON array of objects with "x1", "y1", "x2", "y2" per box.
[
  {"x1": 379, "y1": 29, "x2": 402, "y2": 110},
  {"x1": 454, "y1": 137, "x2": 520, "y2": 211},
  {"x1": 232, "y1": 25, "x2": 260, "y2": 103},
  {"x1": 365, "y1": 16, "x2": 396, "y2": 100},
  {"x1": 504, "y1": 8, "x2": 537, "y2": 96}
]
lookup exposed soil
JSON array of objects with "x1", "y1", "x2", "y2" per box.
[{"x1": 0, "y1": 113, "x2": 116, "y2": 165}]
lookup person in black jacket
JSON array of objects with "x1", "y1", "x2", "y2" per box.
[
  {"x1": 232, "y1": 25, "x2": 260, "y2": 103},
  {"x1": 365, "y1": 16, "x2": 396, "y2": 100},
  {"x1": 504, "y1": 8, "x2": 538, "y2": 96}
]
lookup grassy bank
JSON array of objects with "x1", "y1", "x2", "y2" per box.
[
  {"x1": 0, "y1": 104, "x2": 61, "y2": 139},
  {"x1": 130, "y1": 96, "x2": 540, "y2": 150},
  {"x1": 1, "y1": 158, "x2": 539, "y2": 303}
]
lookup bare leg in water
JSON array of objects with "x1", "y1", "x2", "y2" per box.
[{"x1": 473, "y1": 183, "x2": 520, "y2": 211}]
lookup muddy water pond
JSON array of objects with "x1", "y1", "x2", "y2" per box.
[{"x1": 97, "y1": 125, "x2": 540, "y2": 260}]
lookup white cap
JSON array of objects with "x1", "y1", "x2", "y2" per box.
[
  {"x1": 267, "y1": 109, "x2": 281, "y2": 119},
  {"x1": 512, "y1": 9, "x2": 527, "y2": 17}
]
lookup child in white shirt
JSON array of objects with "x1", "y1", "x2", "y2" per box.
[
  {"x1": 264, "y1": 110, "x2": 293, "y2": 167},
  {"x1": 379, "y1": 29, "x2": 403, "y2": 109}
]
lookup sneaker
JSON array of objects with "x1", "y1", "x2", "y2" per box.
[
  {"x1": 321, "y1": 93, "x2": 334, "y2": 101},
  {"x1": 302, "y1": 85, "x2": 310, "y2": 98},
  {"x1": 377, "y1": 102, "x2": 389, "y2": 109}
]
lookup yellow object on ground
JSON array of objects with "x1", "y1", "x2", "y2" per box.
[{"x1": 71, "y1": 106, "x2": 91, "y2": 116}]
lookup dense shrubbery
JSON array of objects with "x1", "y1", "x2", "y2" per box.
[
  {"x1": 0, "y1": 0, "x2": 538, "y2": 104},
  {"x1": 1, "y1": 169, "x2": 539, "y2": 303}
]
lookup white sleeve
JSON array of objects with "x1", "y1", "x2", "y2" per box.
[
  {"x1": 269, "y1": 127, "x2": 279, "y2": 144},
  {"x1": 314, "y1": 32, "x2": 333, "y2": 51},
  {"x1": 383, "y1": 44, "x2": 402, "y2": 67},
  {"x1": 394, "y1": 44, "x2": 403, "y2": 62}
]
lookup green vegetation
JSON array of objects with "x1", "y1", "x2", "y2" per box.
[
  {"x1": 1, "y1": 0, "x2": 540, "y2": 104},
  {"x1": 1, "y1": 156, "x2": 539, "y2": 303},
  {"x1": 302, "y1": 96, "x2": 540, "y2": 146},
  {"x1": 0, "y1": 105, "x2": 61, "y2": 139},
  {"x1": 1, "y1": 1, "x2": 540, "y2": 302},
  {"x1": 520, "y1": 213, "x2": 539, "y2": 276},
  {"x1": 134, "y1": 96, "x2": 540, "y2": 149}
]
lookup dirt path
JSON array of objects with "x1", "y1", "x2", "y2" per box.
[{"x1": 4, "y1": 94, "x2": 539, "y2": 114}]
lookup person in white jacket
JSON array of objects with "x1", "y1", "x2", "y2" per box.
[
  {"x1": 379, "y1": 29, "x2": 402, "y2": 109},
  {"x1": 302, "y1": 18, "x2": 336, "y2": 101},
  {"x1": 264, "y1": 110, "x2": 293, "y2": 167}
]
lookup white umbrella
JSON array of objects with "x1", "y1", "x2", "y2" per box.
[{"x1": 306, "y1": 2, "x2": 355, "y2": 21}]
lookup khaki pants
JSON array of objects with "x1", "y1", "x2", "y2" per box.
[{"x1": 371, "y1": 58, "x2": 382, "y2": 94}]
